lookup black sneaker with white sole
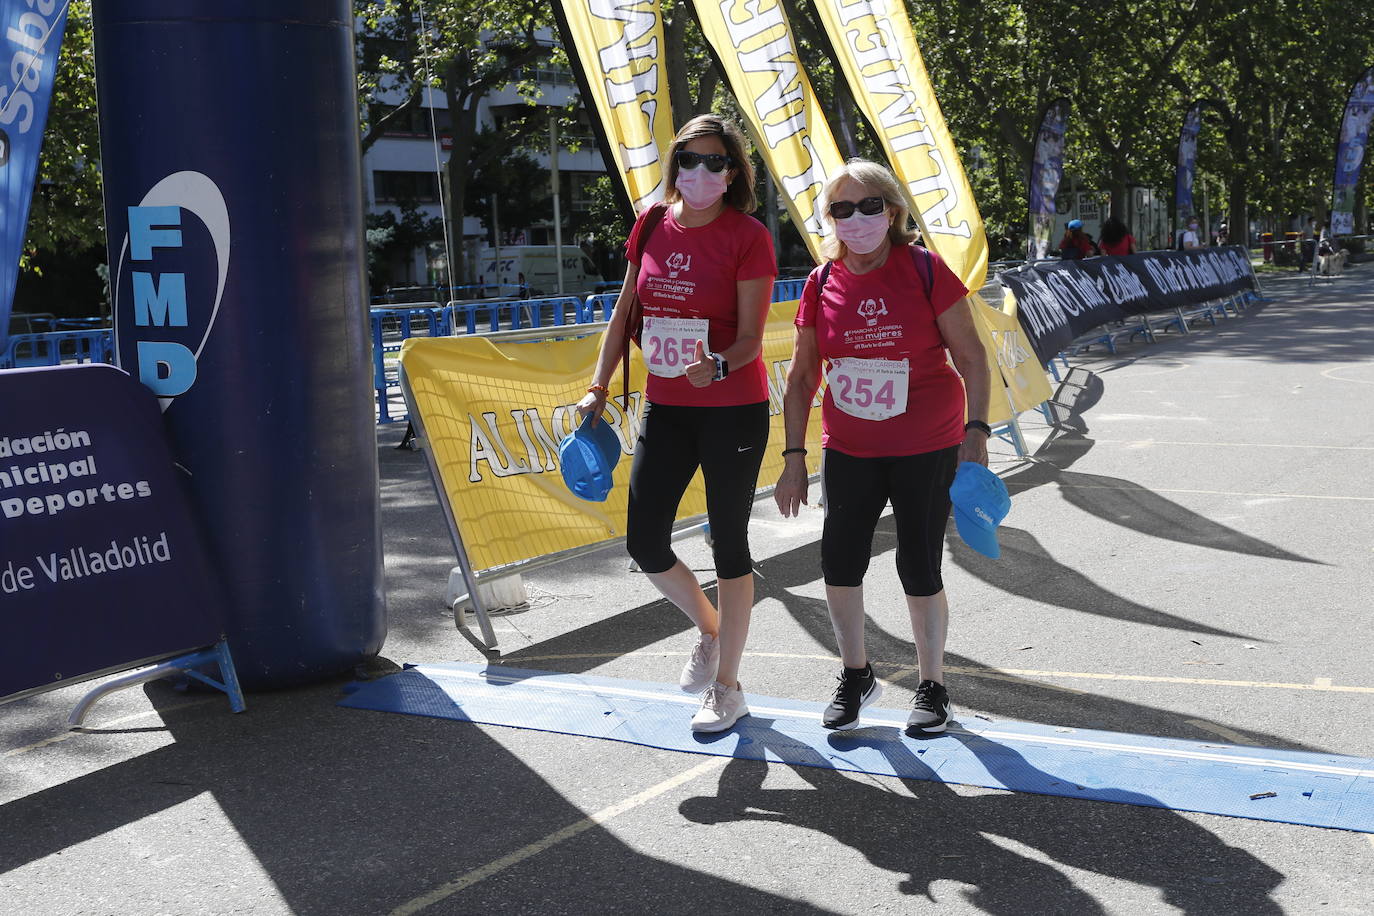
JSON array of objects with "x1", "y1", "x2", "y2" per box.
[
  {"x1": 822, "y1": 664, "x2": 883, "y2": 730},
  {"x1": 905, "y1": 679, "x2": 950, "y2": 736}
]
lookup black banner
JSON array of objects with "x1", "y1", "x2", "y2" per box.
[{"x1": 1001, "y1": 246, "x2": 1257, "y2": 366}]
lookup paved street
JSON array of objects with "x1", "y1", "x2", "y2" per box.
[{"x1": 4, "y1": 265, "x2": 1373, "y2": 915}]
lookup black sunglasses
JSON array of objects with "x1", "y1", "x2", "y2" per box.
[
  {"x1": 675, "y1": 151, "x2": 733, "y2": 173},
  {"x1": 828, "y1": 196, "x2": 887, "y2": 220}
]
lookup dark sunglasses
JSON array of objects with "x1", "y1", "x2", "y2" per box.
[
  {"x1": 675, "y1": 151, "x2": 733, "y2": 173},
  {"x1": 828, "y1": 196, "x2": 887, "y2": 220}
]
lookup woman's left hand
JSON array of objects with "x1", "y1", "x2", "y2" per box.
[
  {"x1": 959, "y1": 429, "x2": 989, "y2": 466},
  {"x1": 684, "y1": 339, "x2": 715, "y2": 388}
]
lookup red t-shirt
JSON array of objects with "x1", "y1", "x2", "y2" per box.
[
  {"x1": 626, "y1": 205, "x2": 777, "y2": 406},
  {"x1": 796, "y1": 246, "x2": 969, "y2": 457},
  {"x1": 1099, "y1": 234, "x2": 1135, "y2": 256}
]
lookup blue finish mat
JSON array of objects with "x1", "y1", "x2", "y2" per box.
[{"x1": 339, "y1": 662, "x2": 1374, "y2": 833}]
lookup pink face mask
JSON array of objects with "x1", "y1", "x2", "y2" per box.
[
  {"x1": 834, "y1": 209, "x2": 890, "y2": 254},
  {"x1": 675, "y1": 167, "x2": 729, "y2": 210}
]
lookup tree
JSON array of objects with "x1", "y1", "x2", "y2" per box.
[{"x1": 357, "y1": 0, "x2": 554, "y2": 290}]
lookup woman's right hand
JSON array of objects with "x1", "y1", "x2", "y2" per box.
[
  {"x1": 774, "y1": 458, "x2": 809, "y2": 518},
  {"x1": 576, "y1": 388, "x2": 608, "y2": 422}
]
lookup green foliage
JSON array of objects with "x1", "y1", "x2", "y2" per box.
[{"x1": 22, "y1": 1, "x2": 102, "y2": 271}]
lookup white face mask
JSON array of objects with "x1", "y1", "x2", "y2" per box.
[
  {"x1": 675, "y1": 167, "x2": 729, "y2": 210},
  {"x1": 834, "y1": 209, "x2": 891, "y2": 254}
]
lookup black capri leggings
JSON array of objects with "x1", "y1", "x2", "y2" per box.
[
  {"x1": 820, "y1": 445, "x2": 960, "y2": 596},
  {"x1": 627, "y1": 401, "x2": 770, "y2": 580}
]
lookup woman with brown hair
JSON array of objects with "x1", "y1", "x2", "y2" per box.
[{"x1": 577, "y1": 115, "x2": 776, "y2": 732}]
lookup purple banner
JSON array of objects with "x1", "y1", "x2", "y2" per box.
[
  {"x1": 1175, "y1": 103, "x2": 1203, "y2": 228},
  {"x1": 0, "y1": 0, "x2": 69, "y2": 354},
  {"x1": 1027, "y1": 98, "x2": 1070, "y2": 261},
  {"x1": 0, "y1": 364, "x2": 227, "y2": 703},
  {"x1": 1331, "y1": 67, "x2": 1374, "y2": 237}
]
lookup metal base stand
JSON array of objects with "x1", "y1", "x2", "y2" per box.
[{"x1": 67, "y1": 639, "x2": 246, "y2": 727}]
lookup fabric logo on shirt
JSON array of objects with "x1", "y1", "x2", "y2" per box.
[
  {"x1": 665, "y1": 252, "x2": 693, "y2": 278},
  {"x1": 856, "y1": 297, "x2": 888, "y2": 326}
]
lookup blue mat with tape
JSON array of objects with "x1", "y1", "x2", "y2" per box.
[{"x1": 339, "y1": 662, "x2": 1374, "y2": 833}]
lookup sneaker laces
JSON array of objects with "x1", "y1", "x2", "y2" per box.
[
  {"x1": 912, "y1": 680, "x2": 941, "y2": 711},
  {"x1": 701, "y1": 682, "x2": 728, "y2": 711},
  {"x1": 689, "y1": 635, "x2": 715, "y2": 668},
  {"x1": 830, "y1": 669, "x2": 867, "y2": 703}
]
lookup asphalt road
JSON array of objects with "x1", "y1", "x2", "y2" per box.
[{"x1": 4, "y1": 264, "x2": 1373, "y2": 915}]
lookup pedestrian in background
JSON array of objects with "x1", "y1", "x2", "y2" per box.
[
  {"x1": 1058, "y1": 219, "x2": 1100, "y2": 259},
  {"x1": 1099, "y1": 216, "x2": 1137, "y2": 256},
  {"x1": 774, "y1": 159, "x2": 992, "y2": 736},
  {"x1": 577, "y1": 114, "x2": 776, "y2": 733}
]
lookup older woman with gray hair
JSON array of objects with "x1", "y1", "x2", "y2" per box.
[{"x1": 774, "y1": 158, "x2": 991, "y2": 735}]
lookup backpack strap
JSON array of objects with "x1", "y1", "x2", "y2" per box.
[
  {"x1": 621, "y1": 202, "x2": 669, "y2": 405},
  {"x1": 908, "y1": 244, "x2": 934, "y2": 299}
]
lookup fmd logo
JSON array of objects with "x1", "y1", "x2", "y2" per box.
[{"x1": 114, "y1": 171, "x2": 230, "y2": 407}]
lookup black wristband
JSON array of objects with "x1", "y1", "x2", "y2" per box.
[
  {"x1": 781, "y1": 447, "x2": 807, "y2": 457},
  {"x1": 964, "y1": 420, "x2": 992, "y2": 437}
]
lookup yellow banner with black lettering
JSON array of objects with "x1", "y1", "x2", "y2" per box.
[
  {"x1": 811, "y1": 0, "x2": 989, "y2": 289},
  {"x1": 688, "y1": 0, "x2": 845, "y2": 262},
  {"x1": 553, "y1": 0, "x2": 676, "y2": 212},
  {"x1": 399, "y1": 303, "x2": 820, "y2": 573}
]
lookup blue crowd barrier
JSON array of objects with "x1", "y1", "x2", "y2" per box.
[
  {"x1": 1, "y1": 328, "x2": 114, "y2": 370},
  {"x1": 369, "y1": 282, "x2": 818, "y2": 423}
]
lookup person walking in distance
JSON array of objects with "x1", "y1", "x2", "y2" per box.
[
  {"x1": 774, "y1": 159, "x2": 992, "y2": 736},
  {"x1": 577, "y1": 115, "x2": 776, "y2": 732}
]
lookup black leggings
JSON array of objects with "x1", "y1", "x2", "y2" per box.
[
  {"x1": 627, "y1": 401, "x2": 769, "y2": 579},
  {"x1": 820, "y1": 445, "x2": 959, "y2": 596}
]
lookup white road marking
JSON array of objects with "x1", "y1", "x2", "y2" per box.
[
  {"x1": 1321, "y1": 365, "x2": 1374, "y2": 385},
  {"x1": 389, "y1": 756, "x2": 728, "y2": 914},
  {"x1": 1022, "y1": 482, "x2": 1374, "y2": 502},
  {"x1": 1088, "y1": 438, "x2": 1374, "y2": 452},
  {"x1": 509, "y1": 653, "x2": 1374, "y2": 695},
  {"x1": 410, "y1": 667, "x2": 1374, "y2": 779}
]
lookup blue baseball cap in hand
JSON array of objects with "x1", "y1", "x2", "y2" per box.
[
  {"x1": 559, "y1": 414, "x2": 622, "y2": 502},
  {"x1": 949, "y1": 462, "x2": 1010, "y2": 558}
]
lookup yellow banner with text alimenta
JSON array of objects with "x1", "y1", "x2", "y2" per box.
[
  {"x1": 400, "y1": 303, "x2": 820, "y2": 573},
  {"x1": 400, "y1": 299, "x2": 1041, "y2": 574}
]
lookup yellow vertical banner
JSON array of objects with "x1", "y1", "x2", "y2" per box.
[
  {"x1": 810, "y1": 0, "x2": 989, "y2": 289},
  {"x1": 970, "y1": 294, "x2": 1053, "y2": 420},
  {"x1": 553, "y1": 0, "x2": 678, "y2": 212},
  {"x1": 688, "y1": 0, "x2": 846, "y2": 262}
]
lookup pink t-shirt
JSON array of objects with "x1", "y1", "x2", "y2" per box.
[
  {"x1": 626, "y1": 205, "x2": 776, "y2": 406},
  {"x1": 796, "y1": 245, "x2": 969, "y2": 457}
]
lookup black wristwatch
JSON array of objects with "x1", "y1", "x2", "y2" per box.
[
  {"x1": 710, "y1": 352, "x2": 729, "y2": 381},
  {"x1": 965, "y1": 420, "x2": 992, "y2": 437}
]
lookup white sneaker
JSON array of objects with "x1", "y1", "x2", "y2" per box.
[
  {"x1": 679, "y1": 632, "x2": 720, "y2": 693},
  {"x1": 690, "y1": 681, "x2": 749, "y2": 733}
]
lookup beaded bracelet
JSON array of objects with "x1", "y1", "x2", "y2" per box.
[{"x1": 781, "y1": 447, "x2": 807, "y2": 457}]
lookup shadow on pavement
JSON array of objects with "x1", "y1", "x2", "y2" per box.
[
  {"x1": 679, "y1": 725, "x2": 1283, "y2": 914},
  {"x1": 0, "y1": 680, "x2": 812, "y2": 915}
]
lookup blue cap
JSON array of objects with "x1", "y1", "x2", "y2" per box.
[
  {"x1": 1067, "y1": 219, "x2": 1083, "y2": 230},
  {"x1": 949, "y1": 462, "x2": 1010, "y2": 558},
  {"x1": 559, "y1": 414, "x2": 622, "y2": 502}
]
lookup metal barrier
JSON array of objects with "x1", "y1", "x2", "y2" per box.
[
  {"x1": 370, "y1": 282, "x2": 822, "y2": 423},
  {"x1": 1, "y1": 328, "x2": 114, "y2": 369}
]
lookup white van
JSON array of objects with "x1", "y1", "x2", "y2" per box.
[{"x1": 476, "y1": 246, "x2": 605, "y2": 298}]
